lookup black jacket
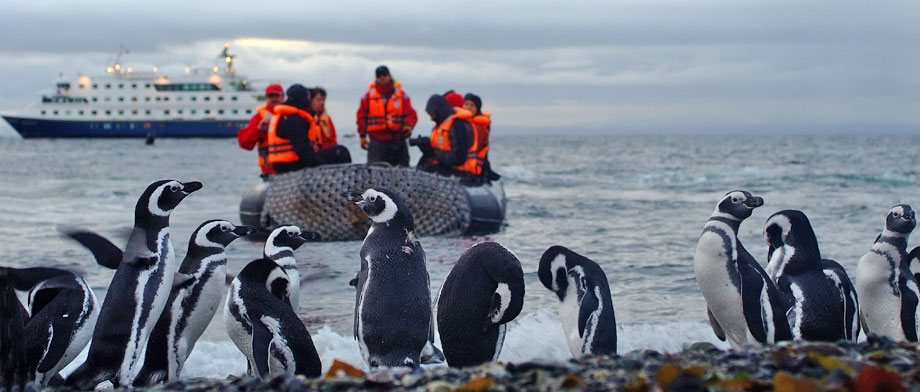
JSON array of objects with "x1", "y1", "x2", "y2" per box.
[
  {"x1": 274, "y1": 84, "x2": 321, "y2": 173},
  {"x1": 425, "y1": 95, "x2": 472, "y2": 167}
]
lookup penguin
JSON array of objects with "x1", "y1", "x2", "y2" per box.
[
  {"x1": 693, "y1": 190, "x2": 792, "y2": 349},
  {"x1": 0, "y1": 267, "x2": 28, "y2": 392},
  {"x1": 2, "y1": 267, "x2": 99, "y2": 387},
  {"x1": 133, "y1": 220, "x2": 254, "y2": 386},
  {"x1": 344, "y1": 188, "x2": 432, "y2": 368},
  {"x1": 538, "y1": 245, "x2": 617, "y2": 357},
  {"x1": 263, "y1": 225, "x2": 319, "y2": 312},
  {"x1": 856, "y1": 204, "x2": 920, "y2": 342},
  {"x1": 64, "y1": 179, "x2": 202, "y2": 388},
  {"x1": 225, "y1": 258, "x2": 321, "y2": 379},
  {"x1": 764, "y1": 210, "x2": 860, "y2": 342},
  {"x1": 437, "y1": 242, "x2": 524, "y2": 367}
]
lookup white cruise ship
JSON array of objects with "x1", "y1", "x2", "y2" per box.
[{"x1": 2, "y1": 44, "x2": 262, "y2": 138}]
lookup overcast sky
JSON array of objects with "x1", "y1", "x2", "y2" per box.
[{"x1": 1, "y1": 0, "x2": 918, "y2": 136}]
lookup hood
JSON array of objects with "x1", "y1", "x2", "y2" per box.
[
  {"x1": 426, "y1": 94, "x2": 454, "y2": 124},
  {"x1": 284, "y1": 84, "x2": 311, "y2": 110}
]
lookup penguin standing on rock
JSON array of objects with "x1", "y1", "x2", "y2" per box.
[
  {"x1": 63, "y1": 179, "x2": 202, "y2": 389},
  {"x1": 225, "y1": 258, "x2": 321, "y2": 379},
  {"x1": 437, "y1": 242, "x2": 524, "y2": 367},
  {"x1": 3, "y1": 267, "x2": 99, "y2": 387},
  {"x1": 856, "y1": 205, "x2": 920, "y2": 342},
  {"x1": 263, "y1": 225, "x2": 319, "y2": 312},
  {"x1": 134, "y1": 220, "x2": 254, "y2": 386},
  {"x1": 764, "y1": 210, "x2": 859, "y2": 342},
  {"x1": 539, "y1": 245, "x2": 617, "y2": 357},
  {"x1": 345, "y1": 188, "x2": 432, "y2": 368},
  {"x1": 693, "y1": 191, "x2": 792, "y2": 349}
]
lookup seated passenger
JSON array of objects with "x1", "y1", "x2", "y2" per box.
[
  {"x1": 268, "y1": 84, "x2": 350, "y2": 174},
  {"x1": 443, "y1": 90, "x2": 464, "y2": 108},
  {"x1": 309, "y1": 87, "x2": 351, "y2": 164},
  {"x1": 462, "y1": 93, "x2": 499, "y2": 181},
  {"x1": 415, "y1": 94, "x2": 478, "y2": 178}
]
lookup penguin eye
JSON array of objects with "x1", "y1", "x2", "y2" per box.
[
  {"x1": 894, "y1": 212, "x2": 901, "y2": 218},
  {"x1": 221, "y1": 225, "x2": 230, "y2": 232},
  {"x1": 169, "y1": 185, "x2": 179, "y2": 192},
  {"x1": 369, "y1": 195, "x2": 378, "y2": 203},
  {"x1": 731, "y1": 197, "x2": 739, "y2": 203}
]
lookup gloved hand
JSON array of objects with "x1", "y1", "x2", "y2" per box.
[
  {"x1": 402, "y1": 125, "x2": 413, "y2": 138},
  {"x1": 359, "y1": 135, "x2": 369, "y2": 150},
  {"x1": 416, "y1": 137, "x2": 433, "y2": 156}
]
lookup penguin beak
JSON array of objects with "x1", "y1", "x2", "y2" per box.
[
  {"x1": 233, "y1": 225, "x2": 255, "y2": 237},
  {"x1": 300, "y1": 231, "x2": 321, "y2": 242},
  {"x1": 181, "y1": 181, "x2": 203, "y2": 194},
  {"x1": 744, "y1": 196, "x2": 763, "y2": 208},
  {"x1": 343, "y1": 191, "x2": 367, "y2": 207}
]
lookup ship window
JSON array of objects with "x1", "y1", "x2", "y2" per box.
[
  {"x1": 232, "y1": 109, "x2": 238, "y2": 114},
  {"x1": 145, "y1": 83, "x2": 151, "y2": 88},
  {"x1": 177, "y1": 109, "x2": 183, "y2": 114},
  {"x1": 246, "y1": 109, "x2": 253, "y2": 114},
  {"x1": 145, "y1": 97, "x2": 151, "y2": 102},
  {"x1": 79, "y1": 84, "x2": 85, "y2": 89},
  {"x1": 204, "y1": 109, "x2": 211, "y2": 114},
  {"x1": 190, "y1": 96, "x2": 197, "y2": 102},
  {"x1": 118, "y1": 97, "x2": 124, "y2": 102},
  {"x1": 131, "y1": 97, "x2": 138, "y2": 102},
  {"x1": 79, "y1": 110, "x2": 84, "y2": 115},
  {"x1": 217, "y1": 96, "x2": 224, "y2": 101},
  {"x1": 91, "y1": 110, "x2": 97, "y2": 115},
  {"x1": 191, "y1": 109, "x2": 197, "y2": 115},
  {"x1": 218, "y1": 109, "x2": 224, "y2": 115},
  {"x1": 146, "y1": 110, "x2": 152, "y2": 115},
  {"x1": 92, "y1": 83, "x2": 98, "y2": 89},
  {"x1": 118, "y1": 84, "x2": 124, "y2": 89},
  {"x1": 164, "y1": 97, "x2": 169, "y2": 102},
  {"x1": 164, "y1": 110, "x2": 170, "y2": 115},
  {"x1": 155, "y1": 97, "x2": 161, "y2": 102},
  {"x1": 131, "y1": 83, "x2": 137, "y2": 89},
  {"x1": 105, "y1": 110, "x2": 111, "y2": 115},
  {"x1": 204, "y1": 96, "x2": 211, "y2": 102},
  {"x1": 231, "y1": 96, "x2": 238, "y2": 101},
  {"x1": 118, "y1": 110, "x2": 124, "y2": 115},
  {"x1": 41, "y1": 110, "x2": 46, "y2": 115},
  {"x1": 105, "y1": 84, "x2": 111, "y2": 89},
  {"x1": 132, "y1": 110, "x2": 138, "y2": 115},
  {"x1": 53, "y1": 110, "x2": 59, "y2": 115}
]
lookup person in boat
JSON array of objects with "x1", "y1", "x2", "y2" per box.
[
  {"x1": 237, "y1": 83, "x2": 284, "y2": 178},
  {"x1": 309, "y1": 87, "x2": 340, "y2": 151},
  {"x1": 443, "y1": 90, "x2": 464, "y2": 108},
  {"x1": 462, "y1": 93, "x2": 500, "y2": 182},
  {"x1": 267, "y1": 84, "x2": 351, "y2": 174},
  {"x1": 355, "y1": 65, "x2": 418, "y2": 167},
  {"x1": 414, "y1": 94, "x2": 482, "y2": 180}
]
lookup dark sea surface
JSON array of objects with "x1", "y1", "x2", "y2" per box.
[{"x1": 2, "y1": 134, "x2": 919, "y2": 377}]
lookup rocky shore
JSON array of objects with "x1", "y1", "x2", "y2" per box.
[{"x1": 46, "y1": 336, "x2": 920, "y2": 391}]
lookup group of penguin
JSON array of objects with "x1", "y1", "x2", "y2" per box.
[
  {"x1": 695, "y1": 190, "x2": 920, "y2": 349},
  {"x1": 0, "y1": 180, "x2": 619, "y2": 390}
]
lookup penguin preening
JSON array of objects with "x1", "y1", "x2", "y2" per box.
[
  {"x1": 263, "y1": 225, "x2": 319, "y2": 312},
  {"x1": 538, "y1": 245, "x2": 617, "y2": 357},
  {"x1": 856, "y1": 204, "x2": 920, "y2": 342},
  {"x1": 134, "y1": 220, "x2": 254, "y2": 386},
  {"x1": 64, "y1": 179, "x2": 201, "y2": 389},
  {"x1": 3, "y1": 267, "x2": 99, "y2": 387},
  {"x1": 693, "y1": 190, "x2": 792, "y2": 349},
  {"x1": 764, "y1": 210, "x2": 859, "y2": 342},
  {"x1": 437, "y1": 242, "x2": 524, "y2": 367},
  {"x1": 345, "y1": 188, "x2": 433, "y2": 368},
  {"x1": 225, "y1": 258, "x2": 321, "y2": 379}
]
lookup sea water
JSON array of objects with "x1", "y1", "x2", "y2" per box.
[{"x1": 2, "y1": 134, "x2": 920, "y2": 379}]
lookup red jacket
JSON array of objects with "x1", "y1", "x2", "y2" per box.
[
  {"x1": 237, "y1": 104, "x2": 276, "y2": 175},
  {"x1": 355, "y1": 82, "x2": 418, "y2": 142}
]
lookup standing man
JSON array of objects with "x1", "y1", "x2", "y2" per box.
[
  {"x1": 355, "y1": 65, "x2": 418, "y2": 166},
  {"x1": 238, "y1": 83, "x2": 284, "y2": 177}
]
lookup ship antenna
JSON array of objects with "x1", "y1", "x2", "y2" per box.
[{"x1": 220, "y1": 42, "x2": 236, "y2": 77}]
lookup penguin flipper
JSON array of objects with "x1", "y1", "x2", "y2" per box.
[
  {"x1": 353, "y1": 268, "x2": 368, "y2": 339},
  {"x1": 707, "y1": 307, "x2": 727, "y2": 341},
  {"x1": 252, "y1": 322, "x2": 273, "y2": 379},
  {"x1": 899, "y1": 280, "x2": 920, "y2": 342},
  {"x1": 37, "y1": 317, "x2": 77, "y2": 373},
  {"x1": 59, "y1": 228, "x2": 123, "y2": 270},
  {"x1": 173, "y1": 273, "x2": 196, "y2": 290},
  {"x1": 577, "y1": 286, "x2": 600, "y2": 339}
]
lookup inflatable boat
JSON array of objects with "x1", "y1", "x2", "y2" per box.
[{"x1": 239, "y1": 164, "x2": 506, "y2": 241}]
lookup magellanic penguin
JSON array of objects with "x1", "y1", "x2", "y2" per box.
[
  {"x1": 856, "y1": 204, "x2": 920, "y2": 342},
  {"x1": 64, "y1": 179, "x2": 202, "y2": 389},
  {"x1": 345, "y1": 188, "x2": 432, "y2": 368},
  {"x1": 693, "y1": 191, "x2": 792, "y2": 349},
  {"x1": 764, "y1": 210, "x2": 860, "y2": 342},
  {"x1": 263, "y1": 225, "x2": 319, "y2": 312},
  {"x1": 538, "y1": 245, "x2": 617, "y2": 357},
  {"x1": 0, "y1": 267, "x2": 28, "y2": 392},
  {"x1": 225, "y1": 258, "x2": 321, "y2": 379},
  {"x1": 3, "y1": 267, "x2": 99, "y2": 387},
  {"x1": 437, "y1": 242, "x2": 524, "y2": 367},
  {"x1": 133, "y1": 220, "x2": 254, "y2": 386}
]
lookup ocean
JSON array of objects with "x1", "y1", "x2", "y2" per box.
[{"x1": 2, "y1": 133, "x2": 920, "y2": 380}]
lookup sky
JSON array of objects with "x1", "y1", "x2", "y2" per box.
[{"x1": 0, "y1": 0, "x2": 918, "y2": 136}]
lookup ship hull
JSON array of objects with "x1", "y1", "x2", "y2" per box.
[{"x1": 2, "y1": 116, "x2": 247, "y2": 138}]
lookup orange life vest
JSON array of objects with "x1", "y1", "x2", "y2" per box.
[
  {"x1": 365, "y1": 81, "x2": 406, "y2": 133},
  {"x1": 315, "y1": 111, "x2": 337, "y2": 150},
  {"x1": 429, "y1": 108, "x2": 485, "y2": 176},
  {"x1": 267, "y1": 104, "x2": 314, "y2": 164},
  {"x1": 254, "y1": 105, "x2": 274, "y2": 170}
]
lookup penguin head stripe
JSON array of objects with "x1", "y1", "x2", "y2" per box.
[
  {"x1": 886, "y1": 204, "x2": 916, "y2": 235},
  {"x1": 265, "y1": 225, "x2": 303, "y2": 257},
  {"x1": 141, "y1": 180, "x2": 201, "y2": 218},
  {"x1": 147, "y1": 180, "x2": 181, "y2": 217},
  {"x1": 193, "y1": 220, "x2": 232, "y2": 248},
  {"x1": 361, "y1": 189, "x2": 398, "y2": 223},
  {"x1": 713, "y1": 190, "x2": 763, "y2": 221}
]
